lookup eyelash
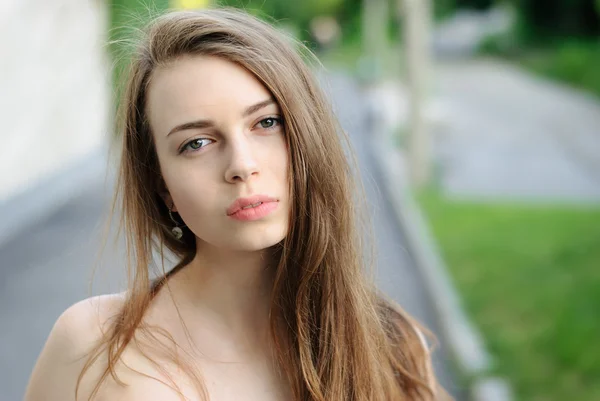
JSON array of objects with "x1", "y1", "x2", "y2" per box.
[
  {"x1": 178, "y1": 116, "x2": 283, "y2": 154},
  {"x1": 255, "y1": 116, "x2": 282, "y2": 130}
]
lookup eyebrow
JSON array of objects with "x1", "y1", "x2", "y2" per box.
[{"x1": 166, "y1": 98, "x2": 276, "y2": 137}]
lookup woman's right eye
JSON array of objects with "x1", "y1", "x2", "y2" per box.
[{"x1": 180, "y1": 138, "x2": 213, "y2": 154}]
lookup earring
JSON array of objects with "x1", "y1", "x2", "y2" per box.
[{"x1": 168, "y1": 205, "x2": 184, "y2": 240}]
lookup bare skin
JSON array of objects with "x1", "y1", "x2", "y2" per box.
[{"x1": 25, "y1": 56, "x2": 293, "y2": 401}]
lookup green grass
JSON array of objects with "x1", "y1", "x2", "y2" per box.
[{"x1": 418, "y1": 191, "x2": 600, "y2": 401}]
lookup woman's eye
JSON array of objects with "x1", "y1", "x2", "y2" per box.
[
  {"x1": 181, "y1": 138, "x2": 213, "y2": 153},
  {"x1": 256, "y1": 117, "x2": 282, "y2": 130}
]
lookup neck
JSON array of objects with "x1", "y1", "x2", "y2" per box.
[{"x1": 169, "y1": 241, "x2": 278, "y2": 338}]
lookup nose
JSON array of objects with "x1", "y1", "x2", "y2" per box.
[{"x1": 224, "y1": 137, "x2": 259, "y2": 183}]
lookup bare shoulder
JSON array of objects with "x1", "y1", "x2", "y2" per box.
[
  {"x1": 55, "y1": 293, "x2": 125, "y2": 342},
  {"x1": 24, "y1": 293, "x2": 126, "y2": 401}
]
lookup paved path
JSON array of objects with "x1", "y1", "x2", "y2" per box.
[
  {"x1": 434, "y1": 59, "x2": 600, "y2": 202},
  {"x1": 0, "y1": 73, "x2": 462, "y2": 401},
  {"x1": 0, "y1": 180, "x2": 126, "y2": 401},
  {"x1": 374, "y1": 58, "x2": 600, "y2": 203},
  {"x1": 322, "y1": 72, "x2": 461, "y2": 396}
]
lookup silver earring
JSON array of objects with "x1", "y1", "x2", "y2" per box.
[{"x1": 168, "y1": 206, "x2": 184, "y2": 240}]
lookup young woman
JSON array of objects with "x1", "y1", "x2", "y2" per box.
[{"x1": 25, "y1": 8, "x2": 445, "y2": 401}]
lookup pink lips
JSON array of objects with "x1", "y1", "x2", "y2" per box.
[{"x1": 226, "y1": 195, "x2": 279, "y2": 221}]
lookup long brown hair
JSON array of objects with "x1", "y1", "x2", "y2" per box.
[{"x1": 78, "y1": 8, "x2": 443, "y2": 401}]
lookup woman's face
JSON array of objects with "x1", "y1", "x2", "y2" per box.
[{"x1": 147, "y1": 55, "x2": 290, "y2": 252}]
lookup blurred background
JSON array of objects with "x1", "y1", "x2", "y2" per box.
[{"x1": 0, "y1": 0, "x2": 598, "y2": 400}]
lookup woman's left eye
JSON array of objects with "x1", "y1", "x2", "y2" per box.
[{"x1": 255, "y1": 117, "x2": 282, "y2": 130}]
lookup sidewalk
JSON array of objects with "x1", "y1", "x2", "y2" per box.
[
  {"x1": 321, "y1": 71, "x2": 463, "y2": 397},
  {"x1": 434, "y1": 58, "x2": 600, "y2": 202},
  {"x1": 377, "y1": 58, "x2": 600, "y2": 203}
]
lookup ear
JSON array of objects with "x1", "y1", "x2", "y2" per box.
[
  {"x1": 160, "y1": 191, "x2": 177, "y2": 212},
  {"x1": 157, "y1": 175, "x2": 177, "y2": 213}
]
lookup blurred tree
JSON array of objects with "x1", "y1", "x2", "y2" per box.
[
  {"x1": 435, "y1": 0, "x2": 494, "y2": 17},
  {"x1": 454, "y1": 0, "x2": 495, "y2": 10},
  {"x1": 435, "y1": 0, "x2": 456, "y2": 18},
  {"x1": 218, "y1": 0, "x2": 345, "y2": 41},
  {"x1": 514, "y1": 0, "x2": 600, "y2": 41},
  {"x1": 336, "y1": 0, "x2": 363, "y2": 44}
]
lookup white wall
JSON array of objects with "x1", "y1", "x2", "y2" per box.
[{"x1": 0, "y1": 0, "x2": 110, "y2": 202}]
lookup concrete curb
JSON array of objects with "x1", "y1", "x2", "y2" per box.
[
  {"x1": 0, "y1": 147, "x2": 109, "y2": 248},
  {"x1": 366, "y1": 91, "x2": 513, "y2": 401}
]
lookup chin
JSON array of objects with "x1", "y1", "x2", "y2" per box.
[
  {"x1": 229, "y1": 224, "x2": 288, "y2": 252},
  {"x1": 230, "y1": 239, "x2": 283, "y2": 252},
  {"x1": 196, "y1": 223, "x2": 288, "y2": 253}
]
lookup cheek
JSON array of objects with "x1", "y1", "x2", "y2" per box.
[
  {"x1": 263, "y1": 141, "x2": 290, "y2": 202},
  {"x1": 273, "y1": 134, "x2": 290, "y2": 177},
  {"x1": 283, "y1": 142, "x2": 292, "y2": 189},
  {"x1": 161, "y1": 161, "x2": 217, "y2": 216},
  {"x1": 276, "y1": 139, "x2": 290, "y2": 191}
]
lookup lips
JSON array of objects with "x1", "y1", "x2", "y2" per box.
[{"x1": 226, "y1": 195, "x2": 278, "y2": 216}]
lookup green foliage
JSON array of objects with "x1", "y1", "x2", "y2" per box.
[
  {"x1": 441, "y1": 0, "x2": 600, "y2": 39},
  {"x1": 455, "y1": 0, "x2": 495, "y2": 10},
  {"x1": 218, "y1": 0, "x2": 344, "y2": 21},
  {"x1": 107, "y1": 1, "x2": 170, "y2": 108},
  {"x1": 335, "y1": 0, "x2": 363, "y2": 45},
  {"x1": 108, "y1": 2, "x2": 171, "y2": 68},
  {"x1": 521, "y1": 41, "x2": 600, "y2": 98},
  {"x1": 435, "y1": 0, "x2": 456, "y2": 19},
  {"x1": 477, "y1": 0, "x2": 600, "y2": 98},
  {"x1": 419, "y1": 191, "x2": 600, "y2": 401},
  {"x1": 108, "y1": 0, "x2": 170, "y2": 47},
  {"x1": 217, "y1": 0, "x2": 345, "y2": 41},
  {"x1": 513, "y1": 0, "x2": 600, "y2": 42},
  {"x1": 478, "y1": 31, "x2": 522, "y2": 57},
  {"x1": 435, "y1": 0, "x2": 495, "y2": 17}
]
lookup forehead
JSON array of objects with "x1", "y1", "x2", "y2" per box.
[{"x1": 146, "y1": 55, "x2": 273, "y2": 136}]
